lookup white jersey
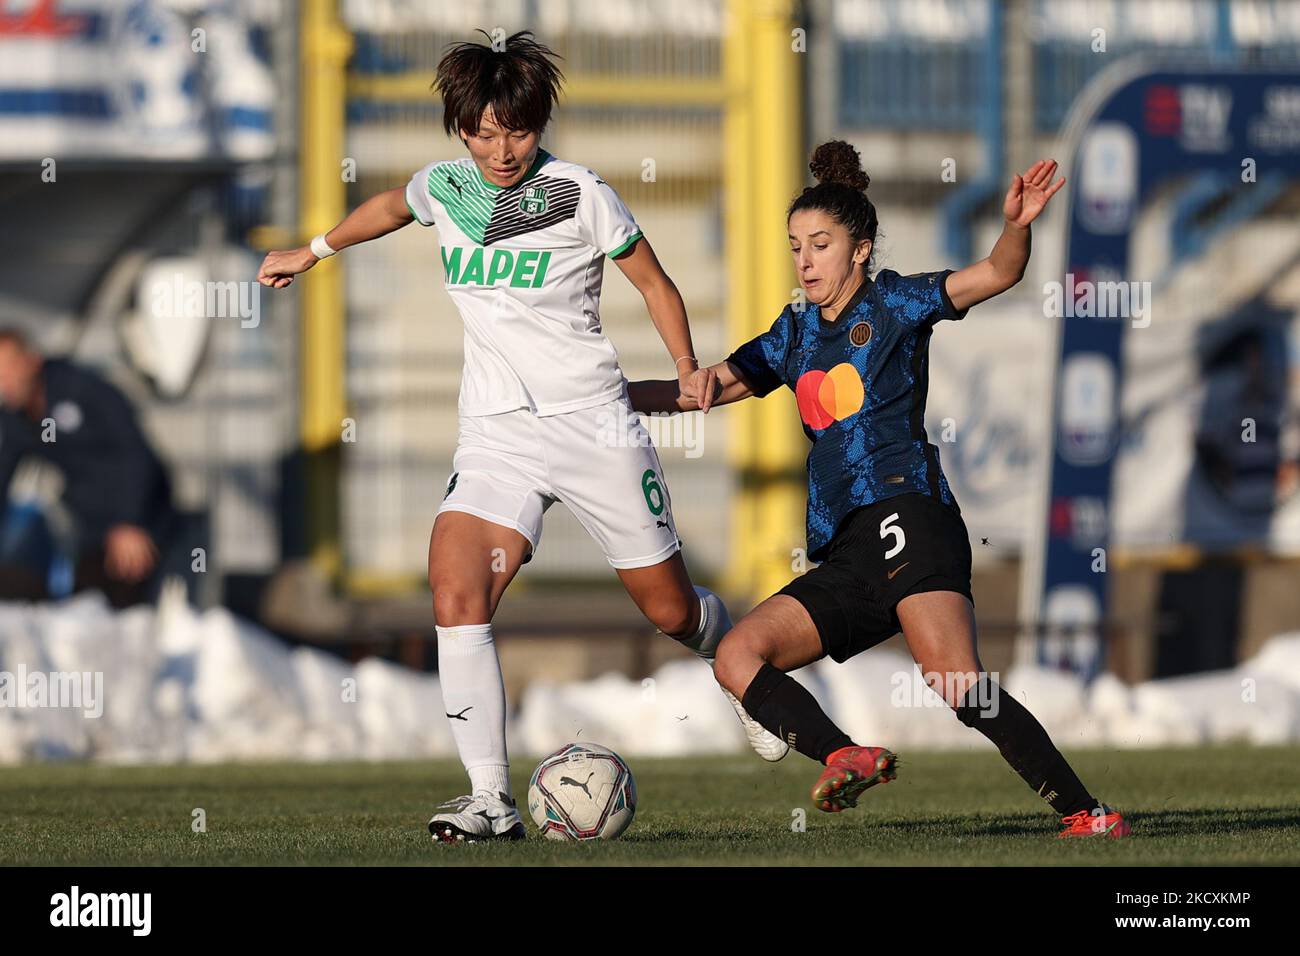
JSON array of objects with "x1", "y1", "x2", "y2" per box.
[{"x1": 405, "y1": 149, "x2": 643, "y2": 417}]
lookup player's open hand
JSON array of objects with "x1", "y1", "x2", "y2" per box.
[
  {"x1": 679, "y1": 365, "x2": 719, "y2": 414},
  {"x1": 257, "y1": 246, "x2": 319, "y2": 289},
  {"x1": 104, "y1": 523, "x2": 159, "y2": 584},
  {"x1": 1004, "y1": 159, "x2": 1065, "y2": 228}
]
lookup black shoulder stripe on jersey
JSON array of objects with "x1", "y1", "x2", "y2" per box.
[
  {"x1": 908, "y1": 323, "x2": 941, "y2": 500},
  {"x1": 489, "y1": 180, "x2": 581, "y2": 228},
  {"x1": 484, "y1": 177, "x2": 582, "y2": 246}
]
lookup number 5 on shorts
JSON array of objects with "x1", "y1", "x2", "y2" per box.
[{"x1": 880, "y1": 512, "x2": 905, "y2": 559}]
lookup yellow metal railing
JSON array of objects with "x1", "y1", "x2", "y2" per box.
[
  {"x1": 723, "y1": 0, "x2": 805, "y2": 602},
  {"x1": 300, "y1": 0, "x2": 352, "y2": 579}
]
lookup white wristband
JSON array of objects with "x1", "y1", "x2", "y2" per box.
[{"x1": 310, "y1": 234, "x2": 336, "y2": 259}]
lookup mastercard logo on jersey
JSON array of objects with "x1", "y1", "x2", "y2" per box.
[{"x1": 796, "y1": 363, "x2": 865, "y2": 429}]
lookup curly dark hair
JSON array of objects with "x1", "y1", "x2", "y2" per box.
[
  {"x1": 434, "y1": 30, "x2": 564, "y2": 140},
  {"x1": 788, "y1": 140, "x2": 879, "y2": 271}
]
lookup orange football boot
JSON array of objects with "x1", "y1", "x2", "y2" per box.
[
  {"x1": 811, "y1": 745, "x2": 898, "y2": 812},
  {"x1": 1058, "y1": 804, "x2": 1131, "y2": 838}
]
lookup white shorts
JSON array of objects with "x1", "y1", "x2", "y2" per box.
[{"x1": 436, "y1": 394, "x2": 682, "y2": 570}]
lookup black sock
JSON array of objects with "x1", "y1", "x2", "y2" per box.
[
  {"x1": 955, "y1": 676, "x2": 1100, "y2": 816},
  {"x1": 741, "y1": 662, "x2": 854, "y2": 764}
]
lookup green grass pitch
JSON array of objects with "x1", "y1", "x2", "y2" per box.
[{"x1": 2, "y1": 745, "x2": 1297, "y2": 866}]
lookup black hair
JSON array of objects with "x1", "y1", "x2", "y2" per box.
[
  {"x1": 433, "y1": 30, "x2": 564, "y2": 140},
  {"x1": 788, "y1": 140, "x2": 879, "y2": 272},
  {"x1": 0, "y1": 328, "x2": 30, "y2": 350}
]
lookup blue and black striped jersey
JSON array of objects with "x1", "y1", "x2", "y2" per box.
[{"x1": 726, "y1": 269, "x2": 967, "y2": 561}]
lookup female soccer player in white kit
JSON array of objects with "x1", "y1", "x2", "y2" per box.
[{"x1": 257, "y1": 31, "x2": 783, "y2": 842}]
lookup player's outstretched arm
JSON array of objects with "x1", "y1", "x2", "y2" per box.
[
  {"x1": 257, "y1": 186, "x2": 415, "y2": 289},
  {"x1": 945, "y1": 159, "x2": 1065, "y2": 312},
  {"x1": 627, "y1": 360, "x2": 755, "y2": 415},
  {"x1": 612, "y1": 237, "x2": 719, "y2": 412},
  {"x1": 626, "y1": 379, "x2": 687, "y2": 414}
]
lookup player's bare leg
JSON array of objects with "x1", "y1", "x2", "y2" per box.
[
  {"x1": 712, "y1": 594, "x2": 825, "y2": 683},
  {"x1": 897, "y1": 590, "x2": 1128, "y2": 837},
  {"x1": 615, "y1": 551, "x2": 698, "y2": 637},
  {"x1": 428, "y1": 510, "x2": 532, "y2": 625},
  {"x1": 617, "y1": 554, "x2": 789, "y2": 761},
  {"x1": 714, "y1": 595, "x2": 895, "y2": 803},
  {"x1": 425, "y1": 511, "x2": 532, "y2": 843},
  {"x1": 895, "y1": 590, "x2": 983, "y2": 703}
]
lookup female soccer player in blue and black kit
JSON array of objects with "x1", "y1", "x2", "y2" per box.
[{"x1": 631, "y1": 141, "x2": 1129, "y2": 838}]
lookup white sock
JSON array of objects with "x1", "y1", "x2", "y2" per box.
[
  {"x1": 436, "y1": 623, "x2": 512, "y2": 800},
  {"x1": 467, "y1": 764, "x2": 512, "y2": 799},
  {"x1": 678, "y1": 586, "x2": 733, "y2": 661}
]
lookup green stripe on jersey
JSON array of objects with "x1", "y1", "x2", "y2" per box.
[
  {"x1": 607, "y1": 230, "x2": 643, "y2": 259},
  {"x1": 427, "y1": 163, "x2": 494, "y2": 244}
]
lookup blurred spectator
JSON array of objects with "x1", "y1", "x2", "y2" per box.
[{"x1": 0, "y1": 329, "x2": 181, "y2": 607}]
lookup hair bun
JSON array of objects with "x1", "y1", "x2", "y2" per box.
[{"x1": 809, "y1": 140, "x2": 870, "y2": 192}]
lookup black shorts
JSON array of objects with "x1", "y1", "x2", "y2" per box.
[{"x1": 778, "y1": 493, "x2": 974, "y2": 663}]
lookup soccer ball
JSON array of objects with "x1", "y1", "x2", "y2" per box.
[{"x1": 527, "y1": 742, "x2": 637, "y2": 841}]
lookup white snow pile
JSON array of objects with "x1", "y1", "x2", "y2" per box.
[
  {"x1": 1, "y1": 586, "x2": 1298, "y2": 764},
  {"x1": 0, "y1": 586, "x2": 454, "y2": 764},
  {"x1": 519, "y1": 636, "x2": 1300, "y2": 756}
]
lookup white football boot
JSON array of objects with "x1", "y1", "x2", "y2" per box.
[
  {"x1": 683, "y1": 587, "x2": 789, "y2": 763},
  {"x1": 718, "y1": 684, "x2": 790, "y2": 762},
  {"x1": 428, "y1": 791, "x2": 526, "y2": 844}
]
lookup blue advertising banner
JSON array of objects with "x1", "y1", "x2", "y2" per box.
[{"x1": 1023, "y1": 62, "x2": 1300, "y2": 678}]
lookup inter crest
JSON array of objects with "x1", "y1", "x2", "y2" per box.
[{"x1": 849, "y1": 321, "x2": 873, "y2": 347}]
